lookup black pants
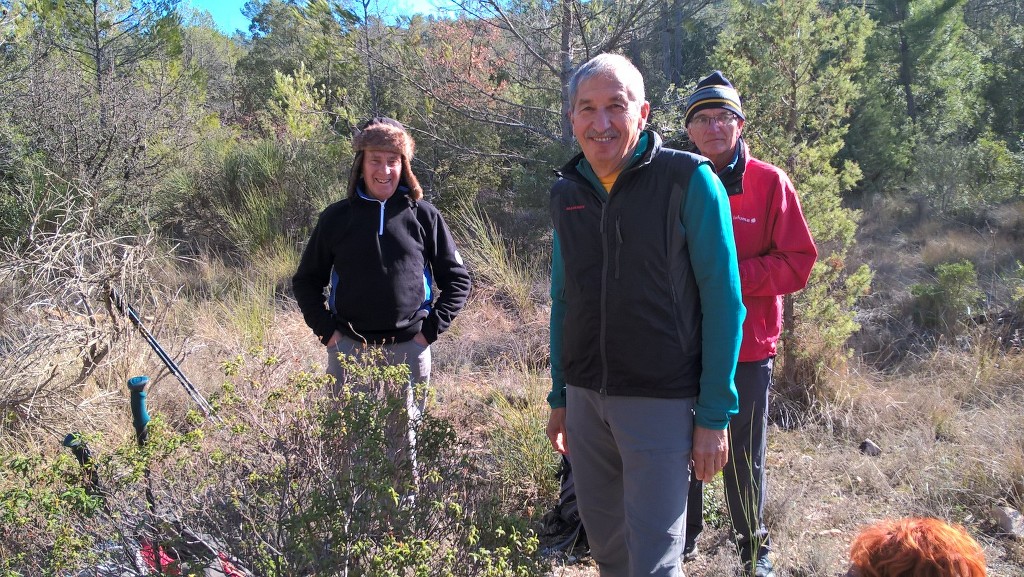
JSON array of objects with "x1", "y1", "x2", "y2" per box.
[{"x1": 686, "y1": 358, "x2": 772, "y2": 565}]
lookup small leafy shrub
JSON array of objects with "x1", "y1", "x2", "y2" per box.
[
  {"x1": 1013, "y1": 261, "x2": 1024, "y2": 315},
  {"x1": 1, "y1": 448, "x2": 106, "y2": 576},
  {"x1": 0, "y1": 349, "x2": 545, "y2": 576},
  {"x1": 910, "y1": 260, "x2": 983, "y2": 336}
]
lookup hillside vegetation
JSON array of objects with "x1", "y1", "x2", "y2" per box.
[{"x1": 2, "y1": 0, "x2": 1023, "y2": 575}]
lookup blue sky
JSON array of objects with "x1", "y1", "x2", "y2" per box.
[
  {"x1": 182, "y1": 0, "x2": 251, "y2": 34},
  {"x1": 183, "y1": 0, "x2": 445, "y2": 35}
]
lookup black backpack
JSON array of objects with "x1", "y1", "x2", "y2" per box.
[{"x1": 541, "y1": 455, "x2": 589, "y2": 555}]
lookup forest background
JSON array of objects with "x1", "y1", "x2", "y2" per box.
[{"x1": 1, "y1": 0, "x2": 1023, "y2": 575}]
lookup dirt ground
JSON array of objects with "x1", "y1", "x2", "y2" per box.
[{"x1": 533, "y1": 421, "x2": 1024, "y2": 577}]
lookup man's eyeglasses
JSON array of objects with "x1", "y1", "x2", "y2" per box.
[{"x1": 689, "y1": 112, "x2": 739, "y2": 129}]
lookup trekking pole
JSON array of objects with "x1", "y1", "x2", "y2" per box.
[
  {"x1": 110, "y1": 288, "x2": 218, "y2": 422},
  {"x1": 128, "y1": 375, "x2": 151, "y2": 445},
  {"x1": 128, "y1": 376, "x2": 157, "y2": 508},
  {"x1": 128, "y1": 375, "x2": 172, "y2": 574},
  {"x1": 127, "y1": 376, "x2": 250, "y2": 577}
]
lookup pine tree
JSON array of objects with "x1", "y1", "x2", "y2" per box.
[
  {"x1": 713, "y1": 0, "x2": 874, "y2": 403},
  {"x1": 842, "y1": 0, "x2": 1011, "y2": 213}
]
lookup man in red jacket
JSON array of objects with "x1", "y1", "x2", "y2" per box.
[{"x1": 682, "y1": 71, "x2": 818, "y2": 577}]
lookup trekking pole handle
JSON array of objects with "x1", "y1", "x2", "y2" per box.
[
  {"x1": 62, "y1": 432, "x2": 101, "y2": 491},
  {"x1": 62, "y1": 432, "x2": 93, "y2": 467},
  {"x1": 127, "y1": 376, "x2": 151, "y2": 446}
]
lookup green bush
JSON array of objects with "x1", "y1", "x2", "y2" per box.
[
  {"x1": 157, "y1": 135, "x2": 346, "y2": 258},
  {"x1": 911, "y1": 259, "x2": 984, "y2": 335},
  {"x1": 0, "y1": 350, "x2": 546, "y2": 576}
]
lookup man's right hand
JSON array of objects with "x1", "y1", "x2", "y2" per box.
[
  {"x1": 692, "y1": 425, "x2": 729, "y2": 482},
  {"x1": 546, "y1": 407, "x2": 568, "y2": 455},
  {"x1": 326, "y1": 330, "x2": 342, "y2": 347}
]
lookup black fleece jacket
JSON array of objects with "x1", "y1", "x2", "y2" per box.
[{"x1": 293, "y1": 188, "x2": 471, "y2": 345}]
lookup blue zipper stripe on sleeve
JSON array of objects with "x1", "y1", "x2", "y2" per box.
[
  {"x1": 329, "y1": 268, "x2": 339, "y2": 313},
  {"x1": 421, "y1": 266, "x2": 433, "y2": 311}
]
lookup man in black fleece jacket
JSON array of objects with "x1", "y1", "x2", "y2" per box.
[{"x1": 293, "y1": 117, "x2": 470, "y2": 486}]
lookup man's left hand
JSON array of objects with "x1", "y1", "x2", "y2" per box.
[
  {"x1": 692, "y1": 426, "x2": 728, "y2": 482},
  {"x1": 413, "y1": 332, "x2": 429, "y2": 346}
]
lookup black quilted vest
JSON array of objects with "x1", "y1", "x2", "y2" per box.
[{"x1": 551, "y1": 132, "x2": 709, "y2": 398}]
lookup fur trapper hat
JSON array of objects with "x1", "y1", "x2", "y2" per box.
[{"x1": 348, "y1": 117, "x2": 423, "y2": 200}]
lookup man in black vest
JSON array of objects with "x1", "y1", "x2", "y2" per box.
[{"x1": 545, "y1": 53, "x2": 746, "y2": 577}]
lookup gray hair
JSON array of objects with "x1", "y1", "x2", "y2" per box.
[{"x1": 567, "y1": 54, "x2": 646, "y2": 112}]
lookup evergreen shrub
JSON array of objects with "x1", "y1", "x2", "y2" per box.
[{"x1": 910, "y1": 260, "x2": 983, "y2": 336}]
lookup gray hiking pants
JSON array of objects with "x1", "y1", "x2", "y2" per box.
[{"x1": 566, "y1": 385, "x2": 695, "y2": 577}]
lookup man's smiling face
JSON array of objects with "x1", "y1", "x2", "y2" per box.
[
  {"x1": 361, "y1": 150, "x2": 402, "y2": 201},
  {"x1": 570, "y1": 71, "x2": 650, "y2": 179}
]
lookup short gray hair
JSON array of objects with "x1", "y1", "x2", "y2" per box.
[{"x1": 568, "y1": 54, "x2": 646, "y2": 112}]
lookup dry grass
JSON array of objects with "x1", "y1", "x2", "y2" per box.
[
  {"x1": 918, "y1": 229, "x2": 989, "y2": 268},
  {"x1": 911, "y1": 214, "x2": 1024, "y2": 279},
  {"x1": 441, "y1": 283, "x2": 1019, "y2": 577},
  {"x1": 8, "y1": 200, "x2": 1024, "y2": 576},
  {"x1": 530, "y1": 341, "x2": 1024, "y2": 576},
  {"x1": 6, "y1": 273, "x2": 1024, "y2": 575}
]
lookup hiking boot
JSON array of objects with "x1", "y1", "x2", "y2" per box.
[
  {"x1": 751, "y1": 556, "x2": 776, "y2": 577},
  {"x1": 681, "y1": 537, "x2": 698, "y2": 562}
]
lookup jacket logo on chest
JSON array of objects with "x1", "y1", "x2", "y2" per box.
[
  {"x1": 564, "y1": 204, "x2": 586, "y2": 211},
  {"x1": 734, "y1": 215, "x2": 756, "y2": 224}
]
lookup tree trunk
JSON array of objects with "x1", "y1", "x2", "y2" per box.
[
  {"x1": 91, "y1": 0, "x2": 107, "y2": 131},
  {"x1": 661, "y1": 0, "x2": 684, "y2": 86},
  {"x1": 361, "y1": 0, "x2": 379, "y2": 117},
  {"x1": 897, "y1": 25, "x2": 916, "y2": 122},
  {"x1": 781, "y1": 61, "x2": 799, "y2": 389},
  {"x1": 559, "y1": 0, "x2": 573, "y2": 146}
]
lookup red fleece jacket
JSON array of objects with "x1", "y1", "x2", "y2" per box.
[{"x1": 729, "y1": 147, "x2": 817, "y2": 362}]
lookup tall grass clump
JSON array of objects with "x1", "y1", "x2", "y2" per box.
[
  {"x1": 158, "y1": 135, "x2": 345, "y2": 257},
  {"x1": 174, "y1": 238, "x2": 299, "y2": 353},
  {"x1": 448, "y1": 200, "x2": 542, "y2": 319},
  {"x1": 215, "y1": 138, "x2": 339, "y2": 255},
  {"x1": 217, "y1": 275, "x2": 278, "y2": 348},
  {"x1": 484, "y1": 372, "x2": 560, "y2": 510},
  {"x1": 252, "y1": 239, "x2": 302, "y2": 294}
]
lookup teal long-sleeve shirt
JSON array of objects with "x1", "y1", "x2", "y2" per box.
[{"x1": 548, "y1": 162, "x2": 744, "y2": 431}]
